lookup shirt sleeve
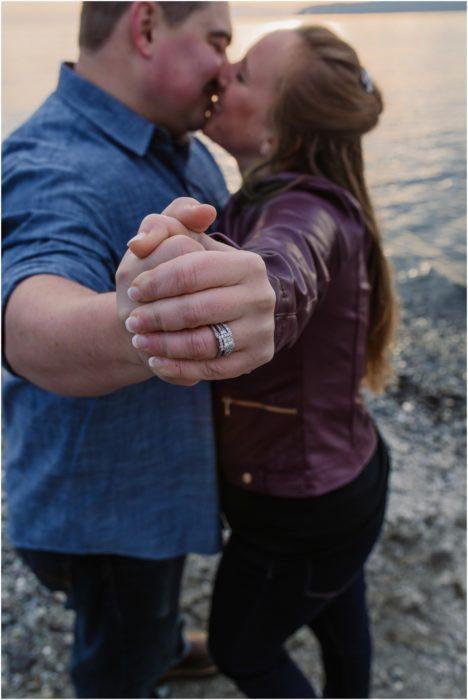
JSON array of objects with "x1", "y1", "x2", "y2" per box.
[
  {"x1": 238, "y1": 191, "x2": 349, "y2": 353},
  {"x1": 2, "y1": 154, "x2": 120, "y2": 313}
]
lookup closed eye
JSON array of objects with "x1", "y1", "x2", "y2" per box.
[
  {"x1": 208, "y1": 31, "x2": 231, "y2": 55},
  {"x1": 211, "y1": 39, "x2": 226, "y2": 55}
]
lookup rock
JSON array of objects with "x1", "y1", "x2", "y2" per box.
[{"x1": 7, "y1": 650, "x2": 36, "y2": 675}]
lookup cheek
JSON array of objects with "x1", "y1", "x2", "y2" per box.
[
  {"x1": 209, "y1": 92, "x2": 265, "y2": 154},
  {"x1": 157, "y1": 38, "x2": 218, "y2": 100},
  {"x1": 223, "y1": 90, "x2": 259, "y2": 127}
]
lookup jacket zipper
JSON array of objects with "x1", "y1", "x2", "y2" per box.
[{"x1": 222, "y1": 397, "x2": 298, "y2": 417}]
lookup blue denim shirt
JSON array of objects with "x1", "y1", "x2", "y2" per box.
[{"x1": 2, "y1": 64, "x2": 229, "y2": 559}]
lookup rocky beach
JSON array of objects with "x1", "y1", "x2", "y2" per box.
[
  {"x1": 2, "y1": 255, "x2": 466, "y2": 699},
  {"x1": 2, "y1": 4, "x2": 466, "y2": 699}
]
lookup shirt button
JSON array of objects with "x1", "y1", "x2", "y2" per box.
[{"x1": 241, "y1": 472, "x2": 253, "y2": 485}]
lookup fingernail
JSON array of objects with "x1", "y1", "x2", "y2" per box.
[
  {"x1": 125, "y1": 316, "x2": 141, "y2": 333},
  {"x1": 132, "y1": 334, "x2": 148, "y2": 349},
  {"x1": 148, "y1": 357, "x2": 172, "y2": 376},
  {"x1": 127, "y1": 287, "x2": 141, "y2": 302},
  {"x1": 127, "y1": 230, "x2": 149, "y2": 245}
]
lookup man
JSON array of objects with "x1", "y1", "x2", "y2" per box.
[{"x1": 2, "y1": 3, "x2": 275, "y2": 697}]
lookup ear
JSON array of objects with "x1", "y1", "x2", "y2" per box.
[
  {"x1": 260, "y1": 140, "x2": 271, "y2": 157},
  {"x1": 259, "y1": 129, "x2": 276, "y2": 157},
  {"x1": 129, "y1": 2, "x2": 162, "y2": 58}
]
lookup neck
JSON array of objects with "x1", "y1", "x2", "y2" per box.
[{"x1": 235, "y1": 154, "x2": 263, "y2": 177}]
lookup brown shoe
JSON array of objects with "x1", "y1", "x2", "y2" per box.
[{"x1": 162, "y1": 630, "x2": 217, "y2": 681}]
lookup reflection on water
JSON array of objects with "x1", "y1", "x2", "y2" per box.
[{"x1": 2, "y1": 4, "x2": 466, "y2": 285}]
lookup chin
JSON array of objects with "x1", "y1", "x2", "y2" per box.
[
  {"x1": 203, "y1": 117, "x2": 227, "y2": 149},
  {"x1": 184, "y1": 103, "x2": 214, "y2": 134}
]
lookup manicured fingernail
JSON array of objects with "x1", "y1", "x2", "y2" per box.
[
  {"x1": 131, "y1": 334, "x2": 148, "y2": 349},
  {"x1": 127, "y1": 287, "x2": 141, "y2": 302},
  {"x1": 125, "y1": 316, "x2": 141, "y2": 333},
  {"x1": 148, "y1": 357, "x2": 172, "y2": 376}
]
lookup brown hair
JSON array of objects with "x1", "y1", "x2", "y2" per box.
[
  {"x1": 79, "y1": 2, "x2": 209, "y2": 51},
  {"x1": 244, "y1": 26, "x2": 399, "y2": 393}
]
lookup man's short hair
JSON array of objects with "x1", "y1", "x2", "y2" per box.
[{"x1": 79, "y1": 2, "x2": 209, "y2": 52}]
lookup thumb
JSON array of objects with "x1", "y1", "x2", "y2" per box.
[{"x1": 162, "y1": 198, "x2": 217, "y2": 233}]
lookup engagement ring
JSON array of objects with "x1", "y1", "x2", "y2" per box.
[{"x1": 210, "y1": 323, "x2": 235, "y2": 358}]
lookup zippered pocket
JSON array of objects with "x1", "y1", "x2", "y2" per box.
[
  {"x1": 216, "y1": 394, "x2": 302, "y2": 474},
  {"x1": 222, "y1": 397, "x2": 298, "y2": 417}
]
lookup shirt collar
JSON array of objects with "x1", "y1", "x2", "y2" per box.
[{"x1": 56, "y1": 63, "x2": 168, "y2": 157}]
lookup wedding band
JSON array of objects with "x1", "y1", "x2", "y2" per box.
[{"x1": 210, "y1": 323, "x2": 235, "y2": 358}]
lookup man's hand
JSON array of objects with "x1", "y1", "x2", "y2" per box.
[
  {"x1": 116, "y1": 198, "x2": 220, "y2": 326},
  {"x1": 116, "y1": 235, "x2": 206, "y2": 323},
  {"x1": 127, "y1": 198, "x2": 218, "y2": 258},
  {"x1": 122, "y1": 198, "x2": 276, "y2": 386}
]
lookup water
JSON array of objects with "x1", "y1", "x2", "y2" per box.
[{"x1": 2, "y1": 3, "x2": 466, "y2": 286}]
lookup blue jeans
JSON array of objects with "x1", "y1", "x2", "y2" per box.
[{"x1": 17, "y1": 549, "x2": 185, "y2": 698}]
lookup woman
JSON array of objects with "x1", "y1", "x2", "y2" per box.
[{"x1": 129, "y1": 26, "x2": 398, "y2": 699}]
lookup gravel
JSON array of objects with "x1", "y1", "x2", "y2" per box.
[{"x1": 2, "y1": 264, "x2": 466, "y2": 699}]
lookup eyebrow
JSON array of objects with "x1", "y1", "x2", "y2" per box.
[{"x1": 208, "y1": 29, "x2": 232, "y2": 45}]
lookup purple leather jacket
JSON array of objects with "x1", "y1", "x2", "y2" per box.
[{"x1": 214, "y1": 173, "x2": 377, "y2": 498}]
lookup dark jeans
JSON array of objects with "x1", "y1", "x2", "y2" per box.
[
  {"x1": 17, "y1": 549, "x2": 186, "y2": 698},
  {"x1": 209, "y1": 535, "x2": 375, "y2": 699}
]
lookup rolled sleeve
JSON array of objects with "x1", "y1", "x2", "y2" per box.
[{"x1": 2, "y1": 157, "x2": 119, "y2": 312}]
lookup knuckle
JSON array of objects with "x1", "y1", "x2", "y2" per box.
[
  {"x1": 188, "y1": 330, "x2": 210, "y2": 359},
  {"x1": 266, "y1": 283, "x2": 277, "y2": 310},
  {"x1": 175, "y1": 261, "x2": 197, "y2": 294},
  {"x1": 178, "y1": 196, "x2": 199, "y2": 208},
  {"x1": 181, "y1": 299, "x2": 203, "y2": 328},
  {"x1": 169, "y1": 360, "x2": 183, "y2": 380},
  {"x1": 247, "y1": 251, "x2": 266, "y2": 274},
  {"x1": 157, "y1": 334, "x2": 169, "y2": 357},
  {"x1": 116, "y1": 265, "x2": 131, "y2": 286},
  {"x1": 263, "y1": 342, "x2": 275, "y2": 364},
  {"x1": 172, "y1": 235, "x2": 203, "y2": 256},
  {"x1": 256, "y1": 282, "x2": 277, "y2": 313},
  {"x1": 203, "y1": 360, "x2": 225, "y2": 380},
  {"x1": 138, "y1": 270, "x2": 158, "y2": 299},
  {"x1": 139, "y1": 213, "x2": 161, "y2": 231},
  {"x1": 165, "y1": 196, "x2": 198, "y2": 212},
  {"x1": 150, "y1": 304, "x2": 163, "y2": 329}
]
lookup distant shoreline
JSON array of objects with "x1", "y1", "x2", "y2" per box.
[{"x1": 300, "y1": 1, "x2": 466, "y2": 15}]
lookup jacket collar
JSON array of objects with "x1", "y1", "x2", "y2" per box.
[{"x1": 56, "y1": 63, "x2": 170, "y2": 157}]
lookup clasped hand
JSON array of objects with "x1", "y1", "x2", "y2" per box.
[{"x1": 115, "y1": 198, "x2": 276, "y2": 386}]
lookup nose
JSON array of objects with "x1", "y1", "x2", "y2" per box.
[{"x1": 217, "y1": 61, "x2": 234, "y2": 91}]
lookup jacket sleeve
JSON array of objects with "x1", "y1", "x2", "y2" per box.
[{"x1": 240, "y1": 191, "x2": 347, "y2": 353}]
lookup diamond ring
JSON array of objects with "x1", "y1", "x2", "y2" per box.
[{"x1": 210, "y1": 323, "x2": 235, "y2": 358}]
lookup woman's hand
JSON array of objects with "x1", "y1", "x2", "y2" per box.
[{"x1": 120, "y1": 197, "x2": 277, "y2": 386}]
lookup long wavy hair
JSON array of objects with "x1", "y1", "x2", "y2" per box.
[{"x1": 242, "y1": 26, "x2": 399, "y2": 393}]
